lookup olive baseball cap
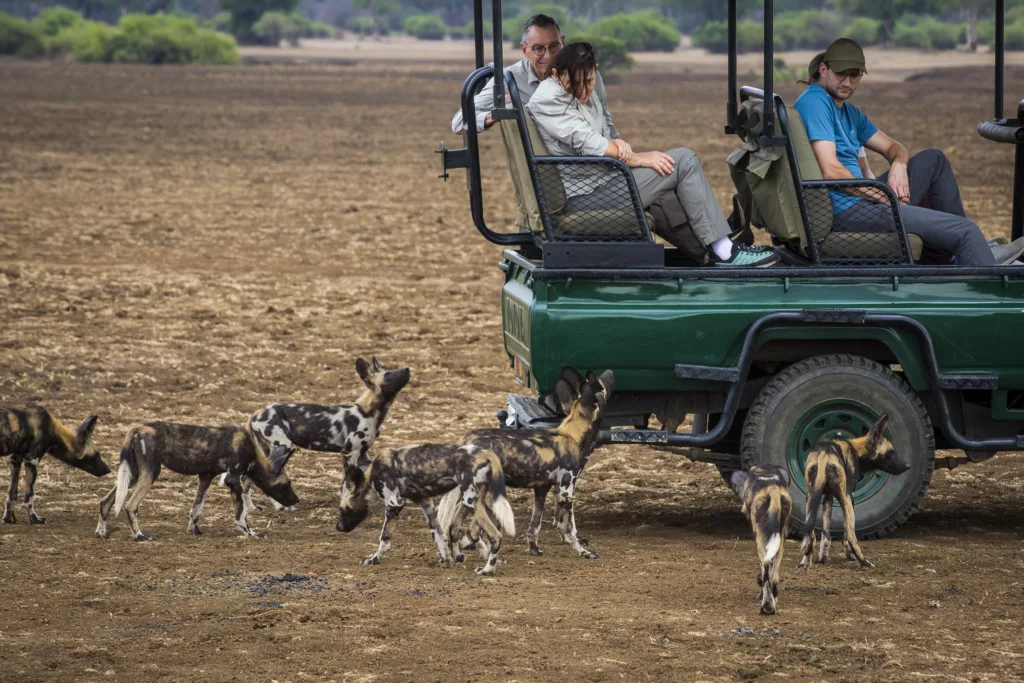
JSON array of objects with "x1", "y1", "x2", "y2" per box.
[
  {"x1": 824, "y1": 37, "x2": 867, "y2": 74},
  {"x1": 808, "y1": 51, "x2": 825, "y2": 79}
]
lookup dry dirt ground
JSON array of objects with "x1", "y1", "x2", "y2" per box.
[{"x1": 2, "y1": 56, "x2": 1024, "y2": 683}]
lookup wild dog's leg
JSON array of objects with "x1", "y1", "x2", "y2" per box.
[
  {"x1": 755, "y1": 561, "x2": 766, "y2": 603},
  {"x1": 838, "y1": 494, "x2": 873, "y2": 568},
  {"x1": 95, "y1": 485, "x2": 119, "y2": 538},
  {"x1": 817, "y1": 494, "x2": 833, "y2": 564},
  {"x1": 125, "y1": 470, "x2": 155, "y2": 542},
  {"x1": 760, "y1": 560, "x2": 778, "y2": 615},
  {"x1": 555, "y1": 474, "x2": 597, "y2": 559},
  {"x1": 419, "y1": 499, "x2": 451, "y2": 566},
  {"x1": 3, "y1": 459, "x2": 22, "y2": 523},
  {"x1": 447, "y1": 500, "x2": 476, "y2": 564},
  {"x1": 238, "y1": 475, "x2": 262, "y2": 513},
  {"x1": 473, "y1": 505, "x2": 504, "y2": 576},
  {"x1": 226, "y1": 478, "x2": 264, "y2": 539},
  {"x1": 798, "y1": 487, "x2": 823, "y2": 569},
  {"x1": 527, "y1": 486, "x2": 549, "y2": 555},
  {"x1": 22, "y1": 460, "x2": 46, "y2": 524},
  {"x1": 187, "y1": 474, "x2": 214, "y2": 536},
  {"x1": 361, "y1": 504, "x2": 403, "y2": 565}
]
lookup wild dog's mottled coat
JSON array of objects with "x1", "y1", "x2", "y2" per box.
[
  {"x1": 95, "y1": 422, "x2": 298, "y2": 541},
  {"x1": 731, "y1": 465, "x2": 793, "y2": 615},
  {"x1": 242, "y1": 357, "x2": 411, "y2": 511},
  {"x1": 0, "y1": 406, "x2": 110, "y2": 525},
  {"x1": 799, "y1": 413, "x2": 910, "y2": 569},
  {"x1": 338, "y1": 443, "x2": 515, "y2": 575},
  {"x1": 443, "y1": 368, "x2": 613, "y2": 558}
]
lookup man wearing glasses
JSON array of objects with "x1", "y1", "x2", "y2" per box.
[
  {"x1": 451, "y1": 13, "x2": 616, "y2": 139},
  {"x1": 795, "y1": 38, "x2": 1022, "y2": 265}
]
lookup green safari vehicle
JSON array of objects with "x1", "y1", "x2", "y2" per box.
[{"x1": 439, "y1": 0, "x2": 1024, "y2": 538}]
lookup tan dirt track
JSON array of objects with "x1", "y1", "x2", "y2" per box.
[{"x1": 2, "y1": 57, "x2": 1024, "y2": 682}]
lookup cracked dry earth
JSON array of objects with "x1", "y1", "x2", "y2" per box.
[{"x1": 1, "y1": 58, "x2": 1024, "y2": 682}]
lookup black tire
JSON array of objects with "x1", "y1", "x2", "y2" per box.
[{"x1": 740, "y1": 354, "x2": 934, "y2": 540}]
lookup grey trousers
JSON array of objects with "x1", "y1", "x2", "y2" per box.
[
  {"x1": 565, "y1": 147, "x2": 731, "y2": 248},
  {"x1": 834, "y1": 149, "x2": 993, "y2": 266}
]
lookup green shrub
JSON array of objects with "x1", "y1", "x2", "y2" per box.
[
  {"x1": 892, "y1": 21, "x2": 930, "y2": 49},
  {"x1": 568, "y1": 33, "x2": 633, "y2": 78},
  {"x1": 347, "y1": 16, "x2": 375, "y2": 35},
  {"x1": 310, "y1": 21, "x2": 333, "y2": 38},
  {"x1": 204, "y1": 11, "x2": 232, "y2": 32},
  {"x1": 1006, "y1": 21, "x2": 1024, "y2": 50},
  {"x1": 773, "y1": 10, "x2": 845, "y2": 51},
  {"x1": 893, "y1": 17, "x2": 963, "y2": 50},
  {"x1": 403, "y1": 13, "x2": 445, "y2": 40},
  {"x1": 181, "y1": 29, "x2": 240, "y2": 63},
  {"x1": 0, "y1": 12, "x2": 46, "y2": 56},
  {"x1": 66, "y1": 21, "x2": 116, "y2": 62},
  {"x1": 252, "y1": 10, "x2": 289, "y2": 44},
  {"x1": 588, "y1": 11, "x2": 680, "y2": 52},
  {"x1": 843, "y1": 17, "x2": 882, "y2": 46},
  {"x1": 34, "y1": 6, "x2": 84, "y2": 36},
  {"x1": 691, "y1": 20, "x2": 764, "y2": 54}
]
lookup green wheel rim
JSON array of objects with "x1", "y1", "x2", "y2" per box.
[{"x1": 785, "y1": 399, "x2": 889, "y2": 505}]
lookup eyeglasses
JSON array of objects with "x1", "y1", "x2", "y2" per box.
[
  {"x1": 528, "y1": 42, "x2": 562, "y2": 56},
  {"x1": 829, "y1": 68, "x2": 863, "y2": 84}
]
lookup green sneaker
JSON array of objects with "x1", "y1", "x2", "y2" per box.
[{"x1": 712, "y1": 243, "x2": 780, "y2": 268}]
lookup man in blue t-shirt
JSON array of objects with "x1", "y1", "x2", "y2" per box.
[{"x1": 794, "y1": 38, "x2": 1023, "y2": 266}]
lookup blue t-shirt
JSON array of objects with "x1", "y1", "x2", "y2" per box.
[{"x1": 794, "y1": 83, "x2": 878, "y2": 212}]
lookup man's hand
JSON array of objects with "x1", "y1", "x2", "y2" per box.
[
  {"x1": 886, "y1": 161, "x2": 910, "y2": 204},
  {"x1": 615, "y1": 139, "x2": 633, "y2": 164},
  {"x1": 637, "y1": 151, "x2": 675, "y2": 176},
  {"x1": 483, "y1": 112, "x2": 496, "y2": 129}
]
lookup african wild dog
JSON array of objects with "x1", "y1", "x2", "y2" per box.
[
  {"x1": 441, "y1": 367, "x2": 613, "y2": 559},
  {"x1": 730, "y1": 465, "x2": 793, "y2": 616},
  {"x1": 0, "y1": 406, "x2": 110, "y2": 525},
  {"x1": 337, "y1": 443, "x2": 515, "y2": 575},
  {"x1": 95, "y1": 422, "x2": 298, "y2": 541},
  {"x1": 238, "y1": 357, "x2": 411, "y2": 512},
  {"x1": 798, "y1": 413, "x2": 910, "y2": 569}
]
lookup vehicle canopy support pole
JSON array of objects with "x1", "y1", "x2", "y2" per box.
[
  {"x1": 759, "y1": 0, "x2": 783, "y2": 147},
  {"x1": 997, "y1": 0, "x2": 1005, "y2": 120},
  {"x1": 473, "y1": 0, "x2": 484, "y2": 69},
  {"x1": 491, "y1": 0, "x2": 504, "y2": 111},
  {"x1": 1014, "y1": 99, "x2": 1024, "y2": 241},
  {"x1": 725, "y1": 0, "x2": 737, "y2": 134}
]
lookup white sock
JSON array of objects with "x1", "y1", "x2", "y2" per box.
[{"x1": 711, "y1": 237, "x2": 734, "y2": 260}]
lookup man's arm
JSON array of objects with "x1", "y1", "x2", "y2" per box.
[
  {"x1": 594, "y1": 72, "x2": 619, "y2": 140},
  {"x1": 451, "y1": 74, "x2": 499, "y2": 134},
  {"x1": 864, "y1": 130, "x2": 911, "y2": 203},
  {"x1": 810, "y1": 140, "x2": 890, "y2": 203}
]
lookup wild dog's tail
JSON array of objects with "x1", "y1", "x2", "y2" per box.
[
  {"x1": 113, "y1": 430, "x2": 139, "y2": 517},
  {"x1": 437, "y1": 485, "x2": 462, "y2": 535},
  {"x1": 754, "y1": 488, "x2": 788, "y2": 562},
  {"x1": 481, "y1": 450, "x2": 515, "y2": 538}
]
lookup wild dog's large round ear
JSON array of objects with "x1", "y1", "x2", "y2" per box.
[
  {"x1": 552, "y1": 378, "x2": 578, "y2": 415},
  {"x1": 371, "y1": 357, "x2": 383, "y2": 372},
  {"x1": 75, "y1": 415, "x2": 99, "y2": 450},
  {"x1": 598, "y1": 369, "x2": 615, "y2": 397},
  {"x1": 269, "y1": 445, "x2": 294, "y2": 477},
  {"x1": 355, "y1": 358, "x2": 374, "y2": 388},
  {"x1": 729, "y1": 470, "x2": 749, "y2": 495},
  {"x1": 777, "y1": 467, "x2": 791, "y2": 487},
  {"x1": 558, "y1": 366, "x2": 586, "y2": 393},
  {"x1": 579, "y1": 380, "x2": 598, "y2": 413},
  {"x1": 866, "y1": 413, "x2": 890, "y2": 451}
]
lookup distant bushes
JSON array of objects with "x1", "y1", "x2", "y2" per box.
[
  {"x1": 892, "y1": 16, "x2": 964, "y2": 51},
  {"x1": 252, "y1": 11, "x2": 333, "y2": 45},
  {"x1": 587, "y1": 11, "x2": 680, "y2": 52},
  {"x1": 403, "y1": 13, "x2": 446, "y2": 40},
  {"x1": 346, "y1": 15, "x2": 390, "y2": 36},
  {"x1": 0, "y1": 10, "x2": 240, "y2": 64}
]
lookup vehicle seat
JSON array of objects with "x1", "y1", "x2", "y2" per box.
[{"x1": 729, "y1": 97, "x2": 922, "y2": 264}]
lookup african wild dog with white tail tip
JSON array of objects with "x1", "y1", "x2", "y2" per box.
[
  {"x1": 730, "y1": 465, "x2": 793, "y2": 616},
  {"x1": 799, "y1": 413, "x2": 909, "y2": 569},
  {"x1": 441, "y1": 367, "x2": 613, "y2": 559},
  {"x1": 0, "y1": 406, "x2": 110, "y2": 525},
  {"x1": 238, "y1": 357, "x2": 411, "y2": 511},
  {"x1": 95, "y1": 422, "x2": 298, "y2": 541},
  {"x1": 338, "y1": 443, "x2": 515, "y2": 575}
]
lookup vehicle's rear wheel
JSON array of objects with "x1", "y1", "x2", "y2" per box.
[{"x1": 740, "y1": 354, "x2": 934, "y2": 540}]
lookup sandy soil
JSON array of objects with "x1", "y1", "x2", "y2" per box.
[{"x1": 2, "y1": 58, "x2": 1024, "y2": 682}]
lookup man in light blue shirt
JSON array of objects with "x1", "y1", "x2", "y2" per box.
[{"x1": 795, "y1": 38, "x2": 1021, "y2": 265}]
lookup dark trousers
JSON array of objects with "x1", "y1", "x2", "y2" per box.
[{"x1": 834, "y1": 149, "x2": 994, "y2": 266}]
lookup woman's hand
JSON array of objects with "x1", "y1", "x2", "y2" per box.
[
  {"x1": 636, "y1": 151, "x2": 675, "y2": 176},
  {"x1": 614, "y1": 139, "x2": 633, "y2": 164}
]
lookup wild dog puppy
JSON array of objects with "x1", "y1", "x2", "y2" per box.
[
  {"x1": 95, "y1": 422, "x2": 298, "y2": 541},
  {"x1": 798, "y1": 413, "x2": 910, "y2": 569},
  {"x1": 443, "y1": 368, "x2": 613, "y2": 559},
  {"x1": 0, "y1": 406, "x2": 110, "y2": 525},
  {"x1": 239, "y1": 357, "x2": 411, "y2": 512},
  {"x1": 730, "y1": 465, "x2": 793, "y2": 616},
  {"x1": 337, "y1": 443, "x2": 515, "y2": 575}
]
